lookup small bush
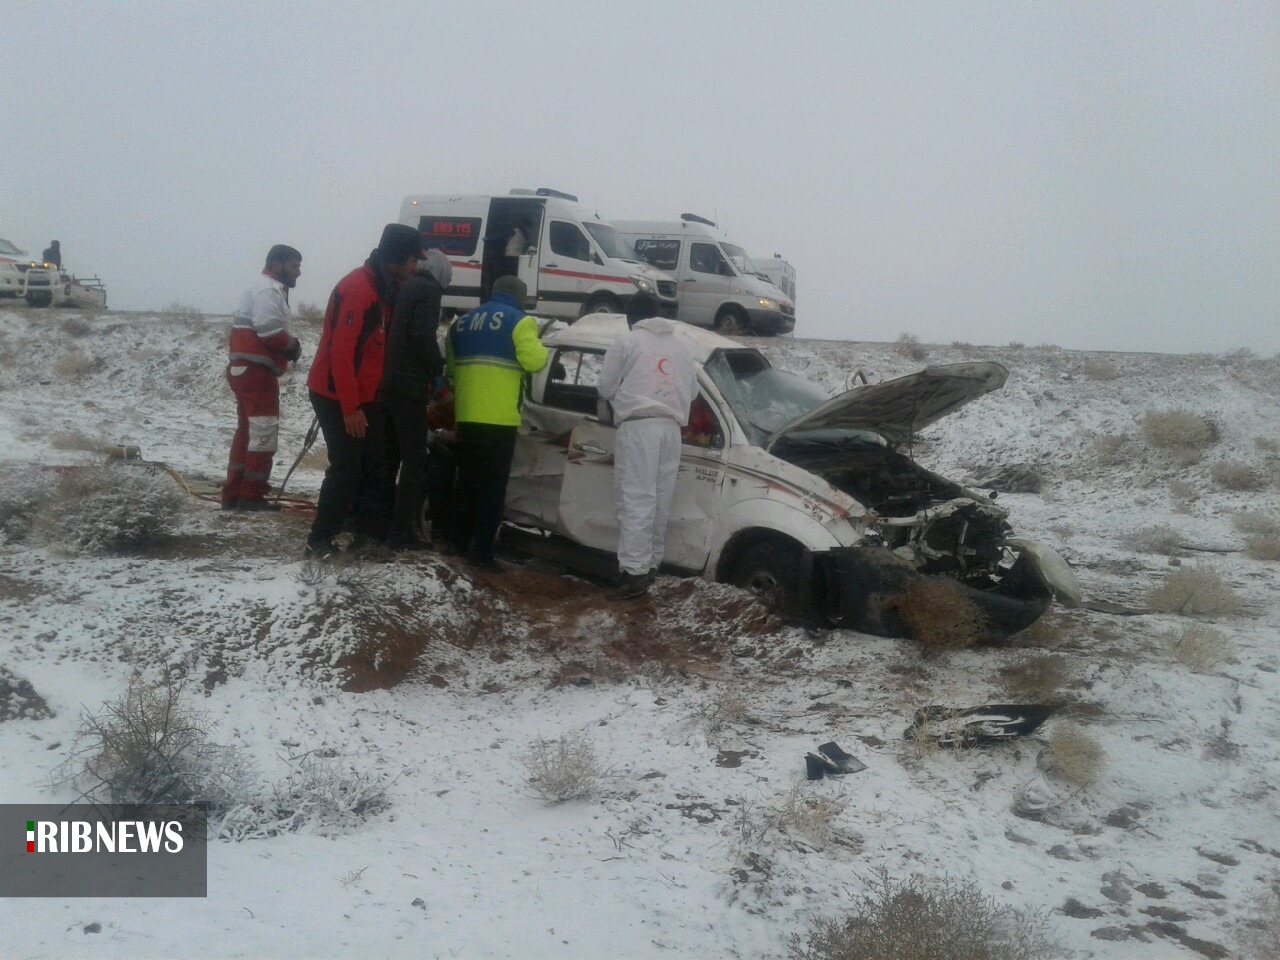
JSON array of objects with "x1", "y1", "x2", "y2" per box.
[
  {"x1": 218, "y1": 753, "x2": 391, "y2": 840},
  {"x1": 1168, "y1": 479, "x2": 1198, "y2": 513},
  {"x1": 687, "y1": 686, "x2": 750, "y2": 736},
  {"x1": 1238, "y1": 873, "x2": 1280, "y2": 960},
  {"x1": 61, "y1": 316, "x2": 93, "y2": 338},
  {"x1": 33, "y1": 464, "x2": 186, "y2": 554},
  {"x1": 888, "y1": 580, "x2": 987, "y2": 651},
  {"x1": 895, "y1": 333, "x2": 928, "y2": 362},
  {"x1": 1141, "y1": 410, "x2": 1219, "y2": 465},
  {"x1": 522, "y1": 732, "x2": 601, "y2": 803},
  {"x1": 294, "y1": 301, "x2": 324, "y2": 326},
  {"x1": 1165, "y1": 625, "x2": 1236, "y2": 673},
  {"x1": 1080, "y1": 357, "x2": 1119, "y2": 381},
  {"x1": 1044, "y1": 722, "x2": 1105, "y2": 787},
  {"x1": 789, "y1": 867, "x2": 1059, "y2": 960},
  {"x1": 1132, "y1": 525, "x2": 1183, "y2": 556},
  {"x1": 1245, "y1": 537, "x2": 1280, "y2": 562},
  {"x1": 53, "y1": 348, "x2": 101, "y2": 379},
  {"x1": 1234, "y1": 512, "x2": 1280, "y2": 538},
  {"x1": 1212, "y1": 460, "x2": 1265, "y2": 491},
  {"x1": 61, "y1": 675, "x2": 251, "y2": 810},
  {"x1": 731, "y1": 785, "x2": 850, "y2": 853},
  {"x1": 1148, "y1": 566, "x2": 1242, "y2": 616},
  {"x1": 1089, "y1": 434, "x2": 1133, "y2": 469}
]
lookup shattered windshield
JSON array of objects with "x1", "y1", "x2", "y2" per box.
[
  {"x1": 721, "y1": 242, "x2": 759, "y2": 277},
  {"x1": 703, "y1": 349, "x2": 828, "y2": 446},
  {"x1": 583, "y1": 223, "x2": 636, "y2": 261}
]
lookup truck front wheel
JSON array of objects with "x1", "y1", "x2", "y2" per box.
[
  {"x1": 714, "y1": 306, "x2": 749, "y2": 336},
  {"x1": 729, "y1": 538, "x2": 805, "y2": 618}
]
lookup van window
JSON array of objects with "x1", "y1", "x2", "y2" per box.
[
  {"x1": 542, "y1": 348, "x2": 604, "y2": 415},
  {"x1": 632, "y1": 238, "x2": 681, "y2": 272},
  {"x1": 691, "y1": 242, "x2": 733, "y2": 277},
  {"x1": 549, "y1": 222, "x2": 593, "y2": 262},
  {"x1": 583, "y1": 222, "x2": 635, "y2": 260},
  {"x1": 417, "y1": 215, "x2": 482, "y2": 257}
]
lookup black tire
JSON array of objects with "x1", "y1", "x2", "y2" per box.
[
  {"x1": 581, "y1": 294, "x2": 621, "y2": 317},
  {"x1": 729, "y1": 538, "x2": 805, "y2": 617},
  {"x1": 714, "y1": 305, "x2": 749, "y2": 336}
]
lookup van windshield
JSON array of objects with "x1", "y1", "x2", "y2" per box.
[
  {"x1": 583, "y1": 223, "x2": 636, "y2": 261},
  {"x1": 703, "y1": 349, "x2": 829, "y2": 446},
  {"x1": 721, "y1": 242, "x2": 760, "y2": 276},
  {"x1": 0, "y1": 239, "x2": 24, "y2": 256}
]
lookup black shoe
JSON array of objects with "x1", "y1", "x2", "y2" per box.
[
  {"x1": 806, "y1": 752, "x2": 838, "y2": 781},
  {"x1": 304, "y1": 541, "x2": 337, "y2": 562},
  {"x1": 817, "y1": 741, "x2": 866, "y2": 775},
  {"x1": 608, "y1": 572, "x2": 651, "y2": 601},
  {"x1": 221, "y1": 498, "x2": 240, "y2": 511},
  {"x1": 238, "y1": 498, "x2": 282, "y2": 512}
]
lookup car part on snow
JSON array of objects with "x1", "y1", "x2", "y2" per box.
[
  {"x1": 805, "y1": 741, "x2": 866, "y2": 780},
  {"x1": 903, "y1": 704, "x2": 1055, "y2": 749}
]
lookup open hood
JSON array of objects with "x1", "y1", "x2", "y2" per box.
[{"x1": 767, "y1": 361, "x2": 1008, "y2": 449}]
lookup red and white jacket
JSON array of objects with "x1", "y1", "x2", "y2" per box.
[{"x1": 229, "y1": 272, "x2": 300, "y2": 376}]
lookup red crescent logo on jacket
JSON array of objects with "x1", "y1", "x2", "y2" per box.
[{"x1": 657, "y1": 357, "x2": 671, "y2": 375}]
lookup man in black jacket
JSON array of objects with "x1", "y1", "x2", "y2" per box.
[{"x1": 378, "y1": 248, "x2": 452, "y2": 550}]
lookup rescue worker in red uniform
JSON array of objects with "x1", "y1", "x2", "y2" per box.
[
  {"x1": 305, "y1": 224, "x2": 426, "y2": 559},
  {"x1": 222, "y1": 244, "x2": 303, "y2": 511}
]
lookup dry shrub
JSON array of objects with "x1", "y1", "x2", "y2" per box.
[
  {"x1": 61, "y1": 316, "x2": 93, "y2": 338},
  {"x1": 1234, "y1": 512, "x2": 1280, "y2": 537},
  {"x1": 294, "y1": 301, "x2": 324, "y2": 326},
  {"x1": 1165, "y1": 625, "x2": 1236, "y2": 673},
  {"x1": 1238, "y1": 873, "x2": 1280, "y2": 960},
  {"x1": 687, "y1": 685, "x2": 750, "y2": 736},
  {"x1": 888, "y1": 580, "x2": 987, "y2": 650},
  {"x1": 1089, "y1": 434, "x2": 1133, "y2": 468},
  {"x1": 998, "y1": 655, "x2": 1068, "y2": 699},
  {"x1": 33, "y1": 464, "x2": 186, "y2": 554},
  {"x1": 895, "y1": 332, "x2": 928, "y2": 362},
  {"x1": 1044, "y1": 722, "x2": 1105, "y2": 787},
  {"x1": 1080, "y1": 357, "x2": 1119, "y2": 381},
  {"x1": 1148, "y1": 566, "x2": 1242, "y2": 616},
  {"x1": 50, "y1": 429, "x2": 104, "y2": 453},
  {"x1": 1132, "y1": 525, "x2": 1183, "y2": 556},
  {"x1": 789, "y1": 867, "x2": 1059, "y2": 960},
  {"x1": 1245, "y1": 537, "x2": 1280, "y2": 562},
  {"x1": 771, "y1": 785, "x2": 849, "y2": 845},
  {"x1": 53, "y1": 348, "x2": 101, "y2": 379},
  {"x1": 1005, "y1": 341, "x2": 1025, "y2": 350},
  {"x1": 218, "y1": 753, "x2": 391, "y2": 840},
  {"x1": 60, "y1": 674, "x2": 250, "y2": 810},
  {"x1": 1141, "y1": 410, "x2": 1219, "y2": 465},
  {"x1": 1211, "y1": 460, "x2": 1265, "y2": 491},
  {"x1": 1168, "y1": 479, "x2": 1198, "y2": 513},
  {"x1": 522, "y1": 732, "x2": 601, "y2": 802}
]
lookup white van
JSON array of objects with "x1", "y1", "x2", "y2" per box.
[
  {"x1": 613, "y1": 215, "x2": 795, "y2": 336},
  {"x1": 0, "y1": 238, "x2": 32, "y2": 298},
  {"x1": 753, "y1": 253, "x2": 796, "y2": 305},
  {"x1": 398, "y1": 189, "x2": 677, "y2": 321}
]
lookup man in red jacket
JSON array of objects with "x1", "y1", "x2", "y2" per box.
[
  {"x1": 223, "y1": 244, "x2": 303, "y2": 511},
  {"x1": 305, "y1": 224, "x2": 425, "y2": 559}
]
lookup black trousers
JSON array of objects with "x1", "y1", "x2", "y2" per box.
[
  {"x1": 309, "y1": 392, "x2": 387, "y2": 547},
  {"x1": 383, "y1": 396, "x2": 430, "y2": 545},
  {"x1": 451, "y1": 422, "x2": 517, "y2": 563},
  {"x1": 426, "y1": 440, "x2": 457, "y2": 545}
]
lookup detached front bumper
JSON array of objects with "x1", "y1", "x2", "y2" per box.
[{"x1": 803, "y1": 545, "x2": 1057, "y2": 640}]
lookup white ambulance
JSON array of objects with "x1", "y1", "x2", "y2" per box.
[
  {"x1": 398, "y1": 189, "x2": 677, "y2": 320},
  {"x1": 613, "y1": 215, "x2": 796, "y2": 336},
  {"x1": 753, "y1": 253, "x2": 796, "y2": 305}
]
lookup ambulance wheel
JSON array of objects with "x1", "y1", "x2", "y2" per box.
[
  {"x1": 581, "y1": 294, "x2": 621, "y2": 317},
  {"x1": 714, "y1": 306, "x2": 748, "y2": 336},
  {"x1": 729, "y1": 537, "x2": 804, "y2": 618}
]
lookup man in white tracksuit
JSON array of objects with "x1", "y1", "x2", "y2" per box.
[{"x1": 597, "y1": 293, "x2": 698, "y2": 600}]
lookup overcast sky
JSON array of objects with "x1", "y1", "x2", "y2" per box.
[{"x1": 3, "y1": 1, "x2": 1277, "y2": 354}]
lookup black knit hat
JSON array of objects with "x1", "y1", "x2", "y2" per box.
[
  {"x1": 377, "y1": 223, "x2": 427, "y2": 264},
  {"x1": 626, "y1": 292, "x2": 660, "y2": 327}
]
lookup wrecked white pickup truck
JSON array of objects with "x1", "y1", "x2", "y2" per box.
[{"x1": 504, "y1": 315, "x2": 1079, "y2": 638}]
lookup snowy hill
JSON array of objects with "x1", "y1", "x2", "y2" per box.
[{"x1": 1, "y1": 306, "x2": 1278, "y2": 959}]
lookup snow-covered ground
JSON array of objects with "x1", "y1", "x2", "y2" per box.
[{"x1": 1, "y1": 306, "x2": 1278, "y2": 959}]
